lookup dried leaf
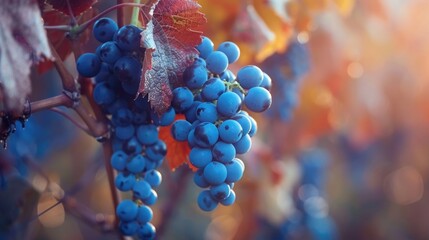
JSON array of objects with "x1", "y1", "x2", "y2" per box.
[
  {"x1": 0, "y1": 0, "x2": 52, "y2": 111},
  {"x1": 159, "y1": 114, "x2": 195, "y2": 171},
  {"x1": 139, "y1": 0, "x2": 206, "y2": 114},
  {"x1": 46, "y1": 0, "x2": 97, "y2": 16}
]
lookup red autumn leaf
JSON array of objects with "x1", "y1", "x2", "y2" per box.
[
  {"x1": 159, "y1": 114, "x2": 196, "y2": 171},
  {"x1": 0, "y1": 0, "x2": 52, "y2": 111},
  {"x1": 139, "y1": 0, "x2": 206, "y2": 114},
  {"x1": 38, "y1": 8, "x2": 95, "y2": 73},
  {"x1": 46, "y1": 0, "x2": 97, "y2": 16}
]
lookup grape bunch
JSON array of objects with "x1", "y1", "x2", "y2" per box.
[
  {"x1": 261, "y1": 41, "x2": 310, "y2": 121},
  {"x1": 170, "y1": 37, "x2": 272, "y2": 211},
  {"x1": 76, "y1": 17, "x2": 176, "y2": 239}
]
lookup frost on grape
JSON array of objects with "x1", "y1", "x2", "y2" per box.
[
  {"x1": 0, "y1": 0, "x2": 52, "y2": 111},
  {"x1": 139, "y1": 0, "x2": 206, "y2": 114}
]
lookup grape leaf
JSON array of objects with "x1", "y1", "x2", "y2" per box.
[
  {"x1": 139, "y1": 0, "x2": 206, "y2": 114},
  {"x1": 46, "y1": 0, "x2": 97, "y2": 16},
  {"x1": 0, "y1": 0, "x2": 52, "y2": 111},
  {"x1": 159, "y1": 114, "x2": 195, "y2": 171}
]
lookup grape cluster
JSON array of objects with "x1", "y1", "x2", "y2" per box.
[
  {"x1": 261, "y1": 41, "x2": 310, "y2": 121},
  {"x1": 76, "y1": 17, "x2": 176, "y2": 239},
  {"x1": 170, "y1": 37, "x2": 272, "y2": 211}
]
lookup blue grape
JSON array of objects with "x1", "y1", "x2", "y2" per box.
[
  {"x1": 123, "y1": 137, "x2": 143, "y2": 155},
  {"x1": 95, "y1": 62, "x2": 113, "y2": 83},
  {"x1": 210, "y1": 183, "x2": 231, "y2": 201},
  {"x1": 237, "y1": 65, "x2": 263, "y2": 89},
  {"x1": 171, "y1": 120, "x2": 192, "y2": 141},
  {"x1": 137, "y1": 205, "x2": 153, "y2": 223},
  {"x1": 196, "y1": 102, "x2": 218, "y2": 123},
  {"x1": 225, "y1": 158, "x2": 244, "y2": 183},
  {"x1": 232, "y1": 113, "x2": 251, "y2": 135},
  {"x1": 76, "y1": 53, "x2": 101, "y2": 77},
  {"x1": 115, "y1": 173, "x2": 136, "y2": 191},
  {"x1": 196, "y1": 36, "x2": 214, "y2": 59},
  {"x1": 144, "y1": 170, "x2": 162, "y2": 188},
  {"x1": 138, "y1": 222, "x2": 156, "y2": 239},
  {"x1": 220, "y1": 69, "x2": 236, "y2": 82},
  {"x1": 244, "y1": 87, "x2": 272, "y2": 112},
  {"x1": 194, "y1": 168, "x2": 210, "y2": 188},
  {"x1": 184, "y1": 101, "x2": 201, "y2": 123},
  {"x1": 111, "y1": 150, "x2": 128, "y2": 171},
  {"x1": 116, "y1": 199, "x2": 138, "y2": 221},
  {"x1": 212, "y1": 141, "x2": 236, "y2": 163},
  {"x1": 99, "y1": 41, "x2": 122, "y2": 64},
  {"x1": 143, "y1": 189, "x2": 158, "y2": 206},
  {"x1": 115, "y1": 125, "x2": 135, "y2": 141},
  {"x1": 93, "y1": 17, "x2": 118, "y2": 43},
  {"x1": 218, "y1": 120, "x2": 243, "y2": 144},
  {"x1": 114, "y1": 56, "x2": 142, "y2": 84},
  {"x1": 112, "y1": 108, "x2": 133, "y2": 126},
  {"x1": 120, "y1": 221, "x2": 139, "y2": 236},
  {"x1": 201, "y1": 77, "x2": 225, "y2": 101},
  {"x1": 136, "y1": 124, "x2": 158, "y2": 145},
  {"x1": 183, "y1": 64, "x2": 208, "y2": 89},
  {"x1": 220, "y1": 190, "x2": 236, "y2": 206},
  {"x1": 216, "y1": 91, "x2": 242, "y2": 117},
  {"x1": 217, "y1": 41, "x2": 240, "y2": 64},
  {"x1": 248, "y1": 116, "x2": 257, "y2": 137},
  {"x1": 133, "y1": 180, "x2": 152, "y2": 200},
  {"x1": 189, "y1": 147, "x2": 212, "y2": 168},
  {"x1": 126, "y1": 155, "x2": 146, "y2": 174},
  {"x1": 203, "y1": 161, "x2": 227, "y2": 185},
  {"x1": 93, "y1": 82, "x2": 116, "y2": 106},
  {"x1": 151, "y1": 107, "x2": 175, "y2": 126},
  {"x1": 172, "y1": 87, "x2": 194, "y2": 112},
  {"x1": 206, "y1": 51, "x2": 229, "y2": 74},
  {"x1": 260, "y1": 72, "x2": 272, "y2": 90},
  {"x1": 233, "y1": 134, "x2": 252, "y2": 154},
  {"x1": 145, "y1": 140, "x2": 167, "y2": 162},
  {"x1": 194, "y1": 122, "x2": 219, "y2": 147},
  {"x1": 197, "y1": 190, "x2": 218, "y2": 212},
  {"x1": 115, "y1": 25, "x2": 142, "y2": 51}
]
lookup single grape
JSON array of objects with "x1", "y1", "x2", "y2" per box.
[
  {"x1": 244, "y1": 87, "x2": 272, "y2": 113},
  {"x1": 144, "y1": 170, "x2": 162, "y2": 188},
  {"x1": 194, "y1": 168, "x2": 210, "y2": 188},
  {"x1": 206, "y1": 51, "x2": 229, "y2": 74},
  {"x1": 212, "y1": 141, "x2": 236, "y2": 163},
  {"x1": 93, "y1": 82, "x2": 116, "y2": 106},
  {"x1": 133, "y1": 180, "x2": 152, "y2": 200},
  {"x1": 189, "y1": 147, "x2": 213, "y2": 168},
  {"x1": 143, "y1": 189, "x2": 158, "y2": 205},
  {"x1": 197, "y1": 190, "x2": 218, "y2": 211},
  {"x1": 145, "y1": 140, "x2": 167, "y2": 162},
  {"x1": 233, "y1": 134, "x2": 252, "y2": 154},
  {"x1": 183, "y1": 64, "x2": 208, "y2": 89},
  {"x1": 196, "y1": 36, "x2": 214, "y2": 59},
  {"x1": 216, "y1": 91, "x2": 242, "y2": 117},
  {"x1": 201, "y1": 77, "x2": 225, "y2": 101},
  {"x1": 220, "y1": 190, "x2": 236, "y2": 206},
  {"x1": 126, "y1": 154, "x2": 146, "y2": 174},
  {"x1": 115, "y1": 125, "x2": 135, "y2": 141},
  {"x1": 76, "y1": 53, "x2": 101, "y2": 77},
  {"x1": 217, "y1": 41, "x2": 240, "y2": 64},
  {"x1": 203, "y1": 161, "x2": 227, "y2": 185},
  {"x1": 114, "y1": 56, "x2": 142, "y2": 84},
  {"x1": 123, "y1": 137, "x2": 143, "y2": 155},
  {"x1": 248, "y1": 115, "x2": 258, "y2": 137},
  {"x1": 115, "y1": 25, "x2": 142, "y2": 51},
  {"x1": 99, "y1": 41, "x2": 122, "y2": 64},
  {"x1": 237, "y1": 65, "x2": 263, "y2": 89},
  {"x1": 194, "y1": 122, "x2": 219, "y2": 147},
  {"x1": 225, "y1": 158, "x2": 244, "y2": 183},
  {"x1": 196, "y1": 102, "x2": 218, "y2": 123},
  {"x1": 172, "y1": 87, "x2": 194, "y2": 112},
  {"x1": 137, "y1": 205, "x2": 153, "y2": 223},
  {"x1": 218, "y1": 120, "x2": 243, "y2": 144},
  {"x1": 171, "y1": 120, "x2": 192, "y2": 141},
  {"x1": 93, "y1": 17, "x2": 118, "y2": 43},
  {"x1": 115, "y1": 173, "x2": 136, "y2": 191},
  {"x1": 138, "y1": 222, "x2": 156, "y2": 240},
  {"x1": 111, "y1": 150, "x2": 128, "y2": 171},
  {"x1": 136, "y1": 124, "x2": 158, "y2": 145},
  {"x1": 231, "y1": 113, "x2": 251, "y2": 135},
  {"x1": 120, "y1": 221, "x2": 139, "y2": 236},
  {"x1": 116, "y1": 199, "x2": 138, "y2": 221},
  {"x1": 260, "y1": 72, "x2": 272, "y2": 90},
  {"x1": 210, "y1": 183, "x2": 231, "y2": 201}
]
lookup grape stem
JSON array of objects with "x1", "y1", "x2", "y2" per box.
[
  {"x1": 30, "y1": 94, "x2": 73, "y2": 113},
  {"x1": 76, "y1": 3, "x2": 146, "y2": 34},
  {"x1": 131, "y1": 0, "x2": 142, "y2": 26},
  {"x1": 44, "y1": 25, "x2": 72, "y2": 31}
]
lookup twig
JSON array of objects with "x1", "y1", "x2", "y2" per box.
[
  {"x1": 117, "y1": 0, "x2": 126, "y2": 27},
  {"x1": 48, "y1": 107, "x2": 92, "y2": 135},
  {"x1": 30, "y1": 94, "x2": 72, "y2": 113},
  {"x1": 49, "y1": 42, "x2": 76, "y2": 93}
]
